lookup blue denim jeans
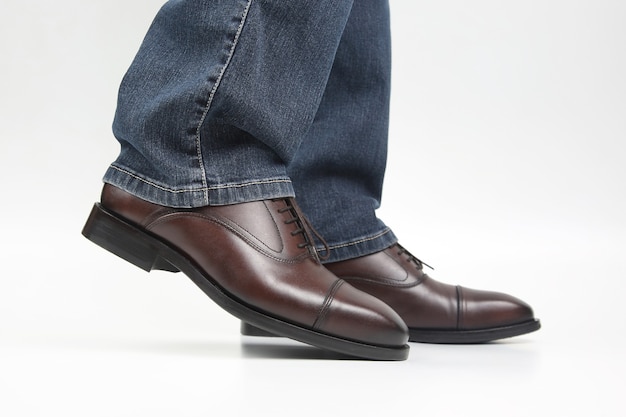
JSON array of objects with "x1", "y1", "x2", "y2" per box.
[{"x1": 104, "y1": 0, "x2": 398, "y2": 262}]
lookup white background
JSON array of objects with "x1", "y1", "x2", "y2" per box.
[{"x1": 1, "y1": 1, "x2": 624, "y2": 416}]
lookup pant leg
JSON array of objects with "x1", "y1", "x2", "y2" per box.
[
  {"x1": 105, "y1": 0, "x2": 354, "y2": 207},
  {"x1": 288, "y1": 0, "x2": 397, "y2": 262}
]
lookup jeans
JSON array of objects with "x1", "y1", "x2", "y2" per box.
[{"x1": 104, "y1": 0, "x2": 398, "y2": 262}]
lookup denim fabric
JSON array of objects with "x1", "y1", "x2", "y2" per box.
[
  {"x1": 104, "y1": 0, "x2": 397, "y2": 262},
  {"x1": 288, "y1": 0, "x2": 398, "y2": 261}
]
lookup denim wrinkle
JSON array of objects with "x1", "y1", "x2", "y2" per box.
[{"x1": 290, "y1": 0, "x2": 397, "y2": 261}]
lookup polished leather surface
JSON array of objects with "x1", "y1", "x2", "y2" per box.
[
  {"x1": 326, "y1": 244, "x2": 536, "y2": 332},
  {"x1": 100, "y1": 185, "x2": 408, "y2": 347}
]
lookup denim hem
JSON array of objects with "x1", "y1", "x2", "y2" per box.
[
  {"x1": 207, "y1": 178, "x2": 295, "y2": 205},
  {"x1": 319, "y1": 227, "x2": 398, "y2": 263},
  {"x1": 103, "y1": 164, "x2": 294, "y2": 208}
]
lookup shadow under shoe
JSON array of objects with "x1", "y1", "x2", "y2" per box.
[{"x1": 81, "y1": 185, "x2": 409, "y2": 360}]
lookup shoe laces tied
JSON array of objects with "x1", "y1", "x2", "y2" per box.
[
  {"x1": 276, "y1": 199, "x2": 330, "y2": 263},
  {"x1": 396, "y1": 243, "x2": 434, "y2": 270}
]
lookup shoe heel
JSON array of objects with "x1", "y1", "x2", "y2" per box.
[
  {"x1": 82, "y1": 203, "x2": 178, "y2": 273},
  {"x1": 240, "y1": 321, "x2": 279, "y2": 337}
]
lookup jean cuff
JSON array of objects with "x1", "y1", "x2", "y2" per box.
[
  {"x1": 103, "y1": 164, "x2": 295, "y2": 207},
  {"x1": 319, "y1": 228, "x2": 398, "y2": 263}
]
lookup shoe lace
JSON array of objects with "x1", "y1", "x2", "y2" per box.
[
  {"x1": 396, "y1": 243, "x2": 434, "y2": 270},
  {"x1": 276, "y1": 199, "x2": 330, "y2": 263}
]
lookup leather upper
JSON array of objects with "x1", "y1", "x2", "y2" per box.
[
  {"x1": 101, "y1": 184, "x2": 408, "y2": 346},
  {"x1": 326, "y1": 245, "x2": 535, "y2": 331}
]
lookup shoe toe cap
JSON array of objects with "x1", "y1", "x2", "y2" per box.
[
  {"x1": 316, "y1": 282, "x2": 410, "y2": 347},
  {"x1": 460, "y1": 287, "x2": 536, "y2": 329}
]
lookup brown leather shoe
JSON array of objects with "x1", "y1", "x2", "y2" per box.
[
  {"x1": 82, "y1": 185, "x2": 409, "y2": 360},
  {"x1": 242, "y1": 243, "x2": 540, "y2": 343}
]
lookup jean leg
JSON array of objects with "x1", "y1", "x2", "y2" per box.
[
  {"x1": 288, "y1": 0, "x2": 397, "y2": 262},
  {"x1": 105, "y1": 0, "x2": 355, "y2": 207}
]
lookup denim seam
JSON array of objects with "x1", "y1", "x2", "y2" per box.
[
  {"x1": 209, "y1": 178, "x2": 292, "y2": 190},
  {"x1": 109, "y1": 165, "x2": 199, "y2": 193},
  {"x1": 324, "y1": 228, "x2": 392, "y2": 251},
  {"x1": 194, "y1": 0, "x2": 254, "y2": 205},
  {"x1": 109, "y1": 164, "x2": 291, "y2": 194}
]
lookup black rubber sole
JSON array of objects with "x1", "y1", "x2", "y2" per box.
[
  {"x1": 241, "y1": 319, "x2": 541, "y2": 344},
  {"x1": 82, "y1": 203, "x2": 409, "y2": 361},
  {"x1": 409, "y1": 320, "x2": 541, "y2": 344}
]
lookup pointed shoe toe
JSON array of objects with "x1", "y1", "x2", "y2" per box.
[
  {"x1": 458, "y1": 286, "x2": 537, "y2": 330},
  {"x1": 324, "y1": 244, "x2": 541, "y2": 344},
  {"x1": 315, "y1": 282, "x2": 409, "y2": 348}
]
